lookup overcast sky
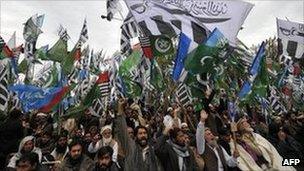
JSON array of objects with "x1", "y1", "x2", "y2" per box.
[{"x1": 0, "y1": 0, "x2": 303, "y2": 56}]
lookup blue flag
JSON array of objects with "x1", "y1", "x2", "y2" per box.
[
  {"x1": 172, "y1": 33, "x2": 191, "y2": 81},
  {"x1": 238, "y1": 81, "x2": 252, "y2": 99},
  {"x1": 238, "y1": 42, "x2": 265, "y2": 100},
  {"x1": 249, "y1": 42, "x2": 266, "y2": 78},
  {"x1": 205, "y1": 28, "x2": 225, "y2": 47},
  {"x1": 9, "y1": 84, "x2": 62, "y2": 112}
]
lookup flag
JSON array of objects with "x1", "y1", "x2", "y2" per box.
[
  {"x1": 277, "y1": 18, "x2": 304, "y2": 59},
  {"x1": 62, "y1": 42, "x2": 81, "y2": 76},
  {"x1": 184, "y1": 28, "x2": 228, "y2": 75},
  {"x1": 80, "y1": 45, "x2": 90, "y2": 70},
  {"x1": 149, "y1": 0, "x2": 253, "y2": 45},
  {"x1": 23, "y1": 14, "x2": 44, "y2": 62},
  {"x1": 57, "y1": 25, "x2": 70, "y2": 41},
  {"x1": 118, "y1": 50, "x2": 143, "y2": 97},
  {"x1": 9, "y1": 84, "x2": 72, "y2": 113},
  {"x1": 47, "y1": 37, "x2": 68, "y2": 62},
  {"x1": 119, "y1": 50, "x2": 142, "y2": 76},
  {"x1": 35, "y1": 45, "x2": 49, "y2": 61},
  {"x1": 0, "y1": 35, "x2": 5, "y2": 48},
  {"x1": 39, "y1": 85, "x2": 72, "y2": 113},
  {"x1": 176, "y1": 83, "x2": 192, "y2": 107},
  {"x1": 268, "y1": 87, "x2": 287, "y2": 115},
  {"x1": 78, "y1": 19, "x2": 89, "y2": 46},
  {"x1": 172, "y1": 33, "x2": 192, "y2": 81},
  {"x1": 251, "y1": 57, "x2": 269, "y2": 97},
  {"x1": 34, "y1": 64, "x2": 59, "y2": 88},
  {"x1": 238, "y1": 42, "x2": 266, "y2": 100},
  {"x1": 139, "y1": 36, "x2": 153, "y2": 59},
  {"x1": 96, "y1": 71, "x2": 110, "y2": 98},
  {"x1": 23, "y1": 14, "x2": 44, "y2": 42},
  {"x1": 120, "y1": 12, "x2": 139, "y2": 54},
  {"x1": 7, "y1": 31, "x2": 16, "y2": 50},
  {"x1": 89, "y1": 98, "x2": 103, "y2": 116},
  {"x1": 90, "y1": 50, "x2": 104, "y2": 74},
  {"x1": 124, "y1": 0, "x2": 209, "y2": 51},
  {"x1": 106, "y1": 0, "x2": 122, "y2": 21},
  {"x1": 279, "y1": 54, "x2": 293, "y2": 66},
  {"x1": 0, "y1": 36, "x2": 5, "y2": 52},
  {"x1": 0, "y1": 60, "x2": 9, "y2": 112},
  {"x1": 139, "y1": 35, "x2": 174, "y2": 59},
  {"x1": 249, "y1": 42, "x2": 266, "y2": 79},
  {"x1": 82, "y1": 72, "x2": 111, "y2": 106},
  {"x1": 75, "y1": 77, "x2": 96, "y2": 104},
  {"x1": 62, "y1": 20, "x2": 88, "y2": 76},
  {"x1": 150, "y1": 60, "x2": 165, "y2": 91}
]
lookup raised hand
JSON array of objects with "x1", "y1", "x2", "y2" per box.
[{"x1": 200, "y1": 109, "x2": 208, "y2": 123}]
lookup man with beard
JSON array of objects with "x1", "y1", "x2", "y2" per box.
[
  {"x1": 36, "y1": 131, "x2": 55, "y2": 155},
  {"x1": 196, "y1": 109, "x2": 239, "y2": 171},
  {"x1": 51, "y1": 132, "x2": 69, "y2": 162},
  {"x1": 59, "y1": 139, "x2": 94, "y2": 170},
  {"x1": 230, "y1": 117, "x2": 296, "y2": 171},
  {"x1": 155, "y1": 125, "x2": 198, "y2": 171},
  {"x1": 88, "y1": 125, "x2": 119, "y2": 162},
  {"x1": 7, "y1": 136, "x2": 42, "y2": 170},
  {"x1": 93, "y1": 146, "x2": 121, "y2": 171},
  {"x1": 127, "y1": 127, "x2": 134, "y2": 140},
  {"x1": 33, "y1": 113, "x2": 53, "y2": 137},
  {"x1": 114, "y1": 98, "x2": 162, "y2": 171}
]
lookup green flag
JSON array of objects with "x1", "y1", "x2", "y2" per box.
[
  {"x1": 62, "y1": 45, "x2": 81, "y2": 76},
  {"x1": 150, "y1": 60, "x2": 165, "y2": 91},
  {"x1": 251, "y1": 57, "x2": 269, "y2": 97},
  {"x1": 119, "y1": 50, "x2": 141, "y2": 76},
  {"x1": 35, "y1": 45, "x2": 49, "y2": 61},
  {"x1": 83, "y1": 83, "x2": 100, "y2": 106},
  {"x1": 42, "y1": 65, "x2": 59, "y2": 88},
  {"x1": 18, "y1": 59, "x2": 28, "y2": 74},
  {"x1": 47, "y1": 38, "x2": 68, "y2": 62},
  {"x1": 118, "y1": 50, "x2": 142, "y2": 97},
  {"x1": 184, "y1": 44, "x2": 221, "y2": 75},
  {"x1": 150, "y1": 35, "x2": 174, "y2": 57}
]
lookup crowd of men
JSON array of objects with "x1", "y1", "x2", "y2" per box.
[{"x1": 0, "y1": 89, "x2": 303, "y2": 171}]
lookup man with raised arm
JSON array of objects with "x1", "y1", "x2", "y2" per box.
[
  {"x1": 114, "y1": 98, "x2": 162, "y2": 171},
  {"x1": 196, "y1": 109, "x2": 239, "y2": 171}
]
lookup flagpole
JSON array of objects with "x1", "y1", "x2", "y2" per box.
[{"x1": 100, "y1": 15, "x2": 123, "y2": 21}]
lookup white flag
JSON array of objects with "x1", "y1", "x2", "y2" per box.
[
  {"x1": 150, "y1": 0, "x2": 254, "y2": 45},
  {"x1": 277, "y1": 18, "x2": 304, "y2": 59}
]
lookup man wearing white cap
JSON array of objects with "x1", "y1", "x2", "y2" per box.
[
  {"x1": 88, "y1": 125, "x2": 119, "y2": 163},
  {"x1": 163, "y1": 107, "x2": 182, "y2": 128}
]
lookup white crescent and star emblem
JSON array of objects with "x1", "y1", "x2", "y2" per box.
[
  {"x1": 200, "y1": 56, "x2": 213, "y2": 66},
  {"x1": 155, "y1": 37, "x2": 171, "y2": 53}
]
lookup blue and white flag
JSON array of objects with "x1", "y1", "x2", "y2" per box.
[
  {"x1": 9, "y1": 84, "x2": 62, "y2": 112},
  {"x1": 172, "y1": 33, "x2": 191, "y2": 81}
]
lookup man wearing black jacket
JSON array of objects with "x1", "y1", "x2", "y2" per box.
[{"x1": 155, "y1": 126, "x2": 198, "y2": 171}]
